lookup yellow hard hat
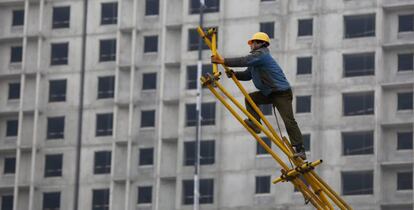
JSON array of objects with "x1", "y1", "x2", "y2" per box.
[{"x1": 248, "y1": 32, "x2": 270, "y2": 45}]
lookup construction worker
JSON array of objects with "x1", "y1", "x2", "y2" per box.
[{"x1": 211, "y1": 32, "x2": 306, "y2": 160}]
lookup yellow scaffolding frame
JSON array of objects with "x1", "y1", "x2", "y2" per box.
[{"x1": 197, "y1": 27, "x2": 353, "y2": 210}]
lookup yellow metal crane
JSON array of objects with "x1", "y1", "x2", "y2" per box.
[{"x1": 197, "y1": 27, "x2": 353, "y2": 210}]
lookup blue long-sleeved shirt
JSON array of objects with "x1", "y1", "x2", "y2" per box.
[{"x1": 224, "y1": 47, "x2": 291, "y2": 96}]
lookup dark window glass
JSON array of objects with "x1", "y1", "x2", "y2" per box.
[
  {"x1": 397, "y1": 171, "x2": 413, "y2": 190},
  {"x1": 342, "y1": 171, "x2": 373, "y2": 195},
  {"x1": 255, "y1": 176, "x2": 271, "y2": 194},
  {"x1": 188, "y1": 28, "x2": 211, "y2": 51},
  {"x1": 260, "y1": 104, "x2": 273, "y2": 115},
  {"x1": 145, "y1": 0, "x2": 159, "y2": 15},
  {"x1": 344, "y1": 14, "x2": 375, "y2": 38},
  {"x1": 12, "y1": 10, "x2": 24, "y2": 26},
  {"x1": 8, "y1": 83, "x2": 20, "y2": 100},
  {"x1": 99, "y1": 39, "x2": 116, "y2": 62},
  {"x1": 397, "y1": 92, "x2": 413, "y2": 110},
  {"x1": 47, "y1": 116, "x2": 65, "y2": 139},
  {"x1": 49, "y1": 80, "x2": 67, "y2": 102},
  {"x1": 261, "y1": 0, "x2": 275, "y2": 1},
  {"x1": 398, "y1": 14, "x2": 414, "y2": 32},
  {"x1": 142, "y1": 73, "x2": 157, "y2": 90},
  {"x1": 184, "y1": 140, "x2": 215, "y2": 166},
  {"x1": 144, "y1": 36, "x2": 158, "y2": 53},
  {"x1": 303, "y1": 134, "x2": 310, "y2": 152},
  {"x1": 10, "y1": 46, "x2": 22, "y2": 63},
  {"x1": 343, "y1": 92, "x2": 374, "y2": 116},
  {"x1": 398, "y1": 53, "x2": 413, "y2": 71},
  {"x1": 139, "y1": 148, "x2": 154, "y2": 165},
  {"x1": 137, "y1": 186, "x2": 152, "y2": 204},
  {"x1": 298, "y1": 19, "x2": 313, "y2": 36},
  {"x1": 4, "y1": 157, "x2": 15, "y2": 174},
  {"x1": 343, "y1": 53, "x2": 375, "y2": 77},
  {"x1": 342, "y1": 131, "x2": 374, "y2": 155},
  {"x1": 6, "y1": 120, "x2": 18, "y2": 137},
  {"x1": 190, "y1": 0, "x2": 219, "y2": 14},
  {"x1": 92, "y1": 189, "x2": 109, "y2": 210},
  {"x1": 52, "y1": 6, "x2": 70, "y2": 29},
  {"x1": 141, "y1": 110, "x2": 155, "y2": 128},
  {"x1": 96, "y1": 113, "x2": 113, "y2": 136},
  {"x1": 297, "y1": 57, "x2": 312, "y2": 75},
  {"x1": 296, "y1": 95, "x2": 311, "y2": 113},
  {"x1": 94, "y1": 151, "x2": 111, "y2": 174},
  {"x1": 186, "y1": 103, "x2": 216, "y2": 126},
  {"x1": 101, "y1": 2, "x2": 117, "y2": 25},
  {"x1": 186, "y1": 64, "x2": 213, "y2": 89},
  {"x1": 1, "y1": 195, "x2": 13, "y2": 210},
  {"x1": 44, "y1": 154, "x2": 63, "y2": 177},
  {"x1": 397, "y1": 131, "x2": 413, "y2": 150},
  {"x1": 43, "y1": 192, "x2": 60, "y2": 209},
  {"x1": 51, "y1": 43, "x2": 68, "y2": 65},
  {"x1": 256, "y1": 137, "x2": 271, "y2": 155},
  {"x1": 182, "y1": 179, "x2": 214, "y2": 205},
  {"x1": 260, "y1": 22, "x2": 274, "y2": 39},
  {"x1": 98, "y1": 76, "x2": 115, "y2": 99}
]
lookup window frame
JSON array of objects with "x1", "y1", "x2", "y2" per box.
[
  {"x1": 49, "y1": 79, "x2": 67, "y2": 102},
  {"x1": 144, "y1": 35, "x2": 158, "y2": 53},
  {"x1": 397, "y1": 53, "x2": 413, "y2": 72},
  {"x1": 10, "y1": 46, "x2": 22, "y2": 63},
  {"x1": 256, "y1": 137, "x2": 271, "y2": 155},
  {"x1": 101, "y1": 2, "x2": 118, "y2": 25},
  {"x1": 140, "y1": 110, "x2": 155, "y2": 128},
  {"x1": 298, "y1": 18, "x2": 313, "y2": 37},
  {"x1": 47, "y1": 116, "x2": 65, "y2": 140},
  {"x1": 50, "y1": 42, "x2": 69, "y2": 65},
  {"x1": 296, "y1": 95, "x2": 312, "y2": 113},
  {"x1": 137, "y1": 186, "x2": 152, "y2": 204},
  {"x1": 189, "y1": 0, "x2": 219, "y2": 14},
  {"x1": 344, "y1": 14, "x2": 376, "y2": 39},
  {"x1": 397, "y1": 131, "x2": 413, "y2": 150},
  {"x1": 3, "y1": 157, "x2": 16, "y2": 174},
  {"x1": 342, "y1": 131, "x2": 374, "y2": 156},
  {"x1": 95, "y1": 113, "x2": 113, "y2": 136},
  {"x1": 139, "y1": 147, "x2": 154, "y2": 166},
  {"x1": 12, "y1": 10, "x2": 24, "y2": 26},
  {"x1": 341, "y1": 170, "x2": 373, "y2": 195},
  {"x1": 92, "y1": 189, "x2": 110, "y2": 210},
  {"x1": 52, "y1": 6, "x2": 70, "y2": 29},
  {"x1": 343, "y1": 52, "x2": 375, "y2": 77},
  {"x1": 184, "y1": 140, "x2": 215, "y2": 166},
  {"x1": 97, "y1": 76, "x2": 115, "y2": 99},
  {"x1": 8, "y1": 83, "x2": 20, "y2": 100},
  {"x1": 342, "y1": 91, "x2": 374, "y2": 116},
  {"x1": 94, "y1": 151, "x2": 112, "y2": 174},
  {"x1": 6, "y1": 119, "x2": 18, "y2": 137},
  {"x1": 397, "y1": 92, "x2": 413, "y2": 111},
  {"x1": 397, "y1": 171, "x2": 413, "y2": 190},
  {"x1": 142, "y1": 73, "x2": 157, "y2": 90},
  {"x1": 182, "y1": 179, "x2": 214, "y2": 205},
  {"x1": 185, "y1": 102, "x2": 216, "y2": 126},
  {"x1": 145, "y1": 0, "x2": 159, "y2": 16},
  {"x1": 99, "y1": 39, "x2": 116, "y2": 62},
  {"x1": 297, "y1": 56, "x2": 312, "y2": 75},
  {"x1": 43, "y1": 192, "x2": 61, "y2": 209},
  {"x1": 44, "y1": 154, "x2": 63, "y2": 177},
  {"x1": 255, "y1": 175, "x2": 271, "y2": 194},
  {"x1": 260, "y1": 22, "x2": 275, "y2": 39}
]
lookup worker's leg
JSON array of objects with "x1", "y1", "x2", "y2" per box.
[
  {"x1": 271, "y1": 90, "x2": 303, "y2": 146},
  {"x1": 245, "y1": 91, "x2": 272, "y2": 123}
]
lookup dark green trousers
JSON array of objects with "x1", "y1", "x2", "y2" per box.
[{"x1": 245, "y1": 90, "x2": 303, "y2": 146}]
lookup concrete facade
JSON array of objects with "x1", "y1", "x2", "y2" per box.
[{"x1": 0, "y1": 0, "x2": 413, "y2": 210}]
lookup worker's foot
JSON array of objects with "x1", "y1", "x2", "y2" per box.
[
  {"x1": 293, "y1": 145, "x2": 307, "y2": 160},
  {"x1": 244, "y1": 119, "x2": 261, "y2": 134}
]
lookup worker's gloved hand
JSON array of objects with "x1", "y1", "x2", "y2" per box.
[
  {"x1": 225, "y1": 69, "x2": 235, "y2": 78},
  {"x1": 211, "y1": 55, "x2": 224, "y2": 64}
]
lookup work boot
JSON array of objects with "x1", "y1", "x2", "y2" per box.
[
  {"x1": 293, "y1": 145, "x2": 307, "y2": 160},
  {"x1": 244, "y1": 119, "x2": 261, "y2": 134}
]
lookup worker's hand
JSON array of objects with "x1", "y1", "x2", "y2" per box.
[
  {"x1": 225, "y1": 69, "x2": 235, "y2": 78},
  {"x1": 211, "y1": 55, "x2": 224, "y2": 64}
]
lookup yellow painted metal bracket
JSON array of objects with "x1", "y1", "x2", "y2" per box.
[{"x1": 196, "y1": 26, "x2": 353, "y2": 210}]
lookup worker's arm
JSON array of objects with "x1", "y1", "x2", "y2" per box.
[
  {"x1": 234, "y1": 68, "x2": 252, "y2": 81},
  {"x1": 212, "y1": 51, "x2": 262, "y2": 67}
]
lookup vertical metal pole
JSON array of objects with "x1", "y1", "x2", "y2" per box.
[
  {"x1": 74, "y1": 0, "x2": 89, "y2": 208},
  {"x1": 194, "y1": 1, "x2": 204, "y2": 210}
]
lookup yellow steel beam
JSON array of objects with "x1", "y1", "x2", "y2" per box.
[
  {"x1": 197, "y1": 26, "x2": 351, "y2": 210},
  {"x1": 272, "y1": 160, "x2": 323, "y2": 184},
  {"x1": 202, "y1": 79, "x2": 327, "y2": 210}
]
